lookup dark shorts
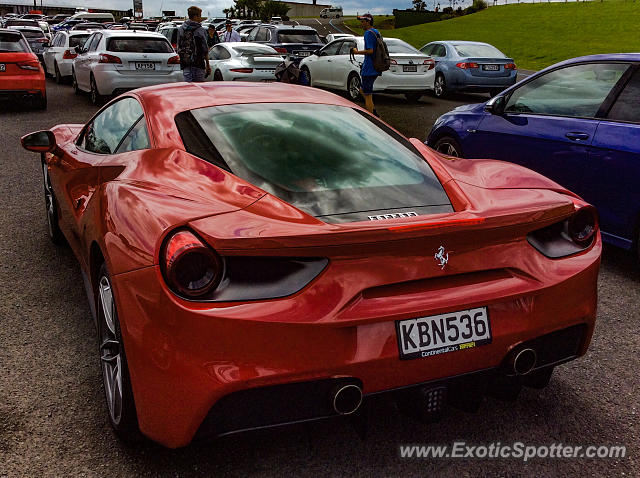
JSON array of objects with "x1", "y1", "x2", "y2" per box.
[{"x1": 361, "y1": 75, "x2": 377, "y2": 95}]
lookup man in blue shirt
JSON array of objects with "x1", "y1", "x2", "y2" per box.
[{"x1": 350, "y1": 13, "x2": 380, "y2": 116}]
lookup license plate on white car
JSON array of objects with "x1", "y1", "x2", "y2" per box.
[
  {"x1": 482, "y1": 64, "x2": 500, "y2": 71},
  {"x1": 403, "y1": 65, "x2": 417, "y2": 72},
  {"x1": 0, "y1": 64, "x2": 5, "y2": 72},
  {"x1": 396, "y1": 307, "x2": 492, "y2": 360},
  {"x1": 296, "y1": 51, "x2": 310, "y2": 57},
  {"x1": 135, "y1": 62, "x2": 155, "y2": 70}
]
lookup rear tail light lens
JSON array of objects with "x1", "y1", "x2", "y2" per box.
[
  {"x1": 274, "y1": 47, "x2": 287, "y2": 53},
  {"x1": 171, "y1": 43, "x2": 177, "y2": 50},
  {"x1": 390, "y1": 58, "x2": 398, "y2": 65},
  {"x1": 161, "y1": 230, "x2": 222, "y2": 298},
  {"x1": 230, "y1": 68, "x2": 253, "y2": 73},
  {"x1": 99, "y1": 53, "x2": 122, "y2": 64},
  {"x1": 456, "y1": 62, "x2": 479, "y2": 69},
  {"x1": 167, "y1": 55, "x2": 180, "y2": 64},
  {"x1": 568, "y1": 206, "x2": 598, "y2": 245},
  {"x1": 504, "y1": 63, "x2": 517, "y2": 70},
  {"x1": 36, "y1": 38, "x2": 49, "y2": 43},
  {"x1": 423, "y1": 58, "x2": 435, "y2": 70},
  {"x1": 62, "y1": 49, "x2": 77, "y2": 59},
  {"x1": 18, "y1": 60, "x2": 40, "y2": 70}
]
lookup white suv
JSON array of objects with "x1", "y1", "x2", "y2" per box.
[{"x1": 71, "y1": 30, "x2": 182, "y2": 105}]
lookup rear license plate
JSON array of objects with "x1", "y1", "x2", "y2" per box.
[
  {"x1": 0, "y1": 64, "x2": 5, "y2": 72},
  {"x1": 403, "y1": 65, "x2": 417, "y2": 72},
  {"x1": 482, "y1": 64, "x2": 500, "y2": 71},
  {"x1": 296, "y1": 51, "x2": 310, "y2": 57},
  {"x1": 396, "y1": 307, "x2": 491, "y2": 360},
  {"x1": 135, "y1": 62, "x2": 155, "y2": 70}
]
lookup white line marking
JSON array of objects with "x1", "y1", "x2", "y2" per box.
[{"x1": 315, "y1": 19, "x2": 322, "y2": 25}]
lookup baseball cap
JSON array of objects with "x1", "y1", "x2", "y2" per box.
[
  {"x1": 225, "y1": 19, "x2": 232, "y2": 25},
  {"x1": 357, "y1": 13, "x2": 373, "y2": 22}
]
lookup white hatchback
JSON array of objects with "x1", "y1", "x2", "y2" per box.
[
  {"x1": 43, "y1": 30, "x2": 91, "y2": 83},
  {"x1": 299, "y1": 36, "x2": 436, "y2": 102},
  {"x1": 207, "y1": 42, "x2": 283, "y2": 82},
  {"x1": 72, "y1": 30, "x2": 182, "y2": 105}
]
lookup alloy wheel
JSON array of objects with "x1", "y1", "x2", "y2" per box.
[
  {"x1": 434, "y1": 76, "x2": 445, "y2": 97},
  {"x1": 348, "y1": 75, "x2": 361, "y2": 101},
  {"x1": 42, "y1": 162, "x2": 55, "y2": 237},
  {"x1": 98, "y1": 275, "x2": 123, "y2": 426},
  {"x1": 436, "y1": 141, "x2": 460, "y2": 157}
]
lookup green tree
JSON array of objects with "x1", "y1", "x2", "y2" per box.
[{"x1": 413, "y1": 0, "x2": 427, "y2": 11}]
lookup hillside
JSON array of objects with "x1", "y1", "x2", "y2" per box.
[{"x1": 345, "y1": 3, "x2": 640, "y2": 70}]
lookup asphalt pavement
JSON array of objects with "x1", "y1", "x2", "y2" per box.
[{"x1": 0, "y1": 78, "x2": 638, "y2": 477}]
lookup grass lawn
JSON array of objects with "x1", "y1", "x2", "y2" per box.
[{"x1": 345, "y1": 3, "x2": 640, "y2": 70}]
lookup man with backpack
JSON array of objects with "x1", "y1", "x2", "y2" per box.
[
  {"x1": 350, "y1": 13, "x2": 389, "y2": 117},
  {"x1": 177, "y1": 6, "x2": 211, "y2": 82}
]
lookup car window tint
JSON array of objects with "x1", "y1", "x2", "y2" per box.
[
  {"x1": 115, "y1": 117, "x2": 150, "y2": 153},
  {"x1": 69, "y1": 34, "x2": 89, "y2": 48},
  {"x1": 106, "y1": 37, "x2": 172, "y2": 53},
  {"x1": 384, "y1": 39, "x2": 421, "y2": 54},
  {"x1": 218, "y1": 47, "x2": 231, "y2": 60},
  {"x1": 607, "y1": 69, "x2": 640, "y2": 124},
  {"x1": 277, "y1": 30, "x2": 320, "y2": 44},
  {"x1": 505, "y1": 63, "x2": 630, "y2": 118},
  {"x1": 21, "y1": 30, "x2": 44, "y2": 39},
  {"x1": 209, "y1": 45, "x2": 222, "y2": 60},
  {"x1": 338, "y1": 40, "x2": 356, "y2": 55},
  {"x1": 255, "y1": 28, "x2": 268, "y2": 42},
  {"x1": 0, "y1": 32, "x2": 28, "y2": 51},
  {"x1": 420, "y1": 44, "x2": 434, "y2": 55},
  {"x1": 452, "y1": 43, "x2": 505, "y2": 58},
  {"x1": 321, "y1": 41, "x2": 341, "y2": 56},
  {"x1": 79, "y1": 97, "x2": 144, "y2": 154}
]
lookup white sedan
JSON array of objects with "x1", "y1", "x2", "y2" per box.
[
  {"x1": 207, "y1": 42, "x2": 283, "y2": 82},
  {"x1": 299, "y1": 37, "x2": 435, "y2": 102},
  {"x1": 43, "y1": 30, "x2": 90, "y2": 83},
  {"x1": 72, "y1": 30, "x2": 182, "y2": 105}
]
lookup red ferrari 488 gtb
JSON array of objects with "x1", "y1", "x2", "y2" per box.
[{"x1": 22, "y1": 83, "x2": 600, "y2": 448}]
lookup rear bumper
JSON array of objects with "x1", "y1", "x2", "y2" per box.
[
  {"x1": 0, "y1": 88, "x2": 45, "y2": 101},
  {"x1": 377, "y1": 70, "x2": 435, "y2": 92},
  {"x1": 93, "y1": 68, "x2": 183, "y2": 95},
  {"x1": 111, "y1": 234, "x2": 600, "y2": 448},
  {"x1": 447, "y1": 69, "x2": 517, "y2": 91}
]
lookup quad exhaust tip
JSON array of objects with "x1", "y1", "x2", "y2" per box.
[
  {"x1": 512, "y1": 348, "x2": 537, "y2": 376},
  {"x1": 331, "y1": 384, "x2": 363, "y2": 415}
]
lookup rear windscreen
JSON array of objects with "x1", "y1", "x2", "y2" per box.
[
  {"x1": 69, "y1": 34, "x2": 90, "y2": 47},
  {"x1": 384, "y1": 39, "x2": 421, "y2": 54},
  {"x1": 5, "y1": 20, "x2": 39, "y2": 27},
  {"x1": 0, "y1": 32, "x2": 29, "y2": 51},
  {"x1": 106, "y1": 37, "x2": 173, "y2": 53},
  {"x1": 21, "y1": 30, "x2": 45, "y2": 39},
  {"x1": 453, "y1": 43, "x2": 506, "y2": 58},
  {"x1": 232, "y1": 45, "x2": 278, "y2": 55},
  {"x1": 277, "y1": 30, "x2": 320, "y2": 44},
  {"x1": 177, "y1": 103, "x2": 452, "y2": 220}
]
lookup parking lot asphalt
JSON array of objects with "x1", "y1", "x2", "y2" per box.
[{"x1": 0, "y1": 79, "x2": 639, "y2": 477}]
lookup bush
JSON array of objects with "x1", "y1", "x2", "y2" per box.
[
  {"x1": 473, "y1": 0, "x2": 488, "y2": 10},
  {"x1": 441, "y1": 13, "x2": 455, "y2": 20}
]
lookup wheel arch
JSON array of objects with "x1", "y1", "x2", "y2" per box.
[{"x1": 427, "y1": 126, "x2": 464, "y2": 154}]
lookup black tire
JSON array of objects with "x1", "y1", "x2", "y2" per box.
[
  {"x1": 301, "y1": 66, "x2": 311, "y2": 86},
  {"x1": 54, "y1": 62, "x2": 63, "y2": 84},
  {"x1": 405, "y1": 92, "x2": 423, "y2": 102},
  {"x1": 434, "y1": 73, "x2": 447, "y2": 98},
  {"x1": 346, "y1": 72, "x2": 361, "y2": 101},
  {"x1": 90, "y1": 75, "x2": 103, "y2": 106},
  {"x1": 433, "y1": 135, "x2": 464, "y2": 158},
  {"x1": 43, "y1": 60, "x2": 52, "y2": 78},
  {"x1": 96, "y1": 263, "x2": 142, "y2": 443},
  {"x1": 72, "y1": 69, "x2": 81, "y2": 95},
  {"x1": 41, "y1": 161, "x2": 65, "y2": 245},
  {"x1": 213, "y1": 69, "x2": 223, "y2": 81}
]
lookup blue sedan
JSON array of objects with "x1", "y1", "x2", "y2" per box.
[
  {"x1": 427, "y1": 53, "x2": 640, "y2": 257},
  {"x1": 419, "y1": 40, "x2": 517, "y2": 98}
]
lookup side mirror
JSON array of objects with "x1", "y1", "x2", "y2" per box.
[
  {"x1": 485, "y1": 95, "x2": 506, "y2": 115},
  {"x1": 21, "y1": 130, "x2": 56, "y2": 153}
]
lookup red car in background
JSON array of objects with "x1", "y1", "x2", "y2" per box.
[
  {"x1": 0, "y1": 28, "x2": 46, "y2": 109},
  {"x1": 21, "y1": 83, "x2": 600, "y2": 448}
]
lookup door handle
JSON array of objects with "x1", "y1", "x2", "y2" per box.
[
  {"x1": 565, "y1": 132, "x2": 590, "y2": 141},
  {"x1": 327, "y1": 59, "x2": 332, "y2": 62}
]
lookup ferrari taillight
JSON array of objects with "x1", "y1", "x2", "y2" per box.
[
  {"x1": 99, "y1": 53, "x2": 122, "y2": 64},
  {"x1": 161, "y1": 230, "x2": 222, "y2": 298},
  {"x1": 568, "y1": 205, "x2": 598, "y2": 245},
  {"x1": 229, "y1": 68, "x2": 253, "y2": 73},
  {"x1": 274, "y1": 47, "x2": 287, "y2": 54}
]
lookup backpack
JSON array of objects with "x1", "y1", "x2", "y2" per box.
[
  {"x1": 177, "y1": 28, "x2": 196, "y2": 66},
  {"x1": 372, "y1": 30, "x2": 390, "y2": 73}
]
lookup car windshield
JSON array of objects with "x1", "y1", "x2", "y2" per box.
[
  {"x1": 0, "y1": 32, "x2": 29, "y2": 51},
  {"x1": 277, "y1": 30, "x2": 320, "y2": 44},
  {"x1": 20, "y1": 30, "x2": 45, "y2": 38},
  {"x1": 232, "y1": 44, "x2": 278, "y2": 55},
  {"x1": 452, "y1": 43, "x2": 506, "y2": 58},
  {"x1": 178, "y1": 103, "x2": 452, "y2": 221},
  {"x1": 384, "y1": 39, "x2": 422, "y2": 54},
  {"x1": 106, "y1": 37, "x2": 173, "y2": 53},
  {"x1": 69, "y1": 34, "x2": 90, "y2": 47}
]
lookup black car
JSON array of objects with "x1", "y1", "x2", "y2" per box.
[{"x1": 245, "y1": 24, "x2": 323, "y2": 62}]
